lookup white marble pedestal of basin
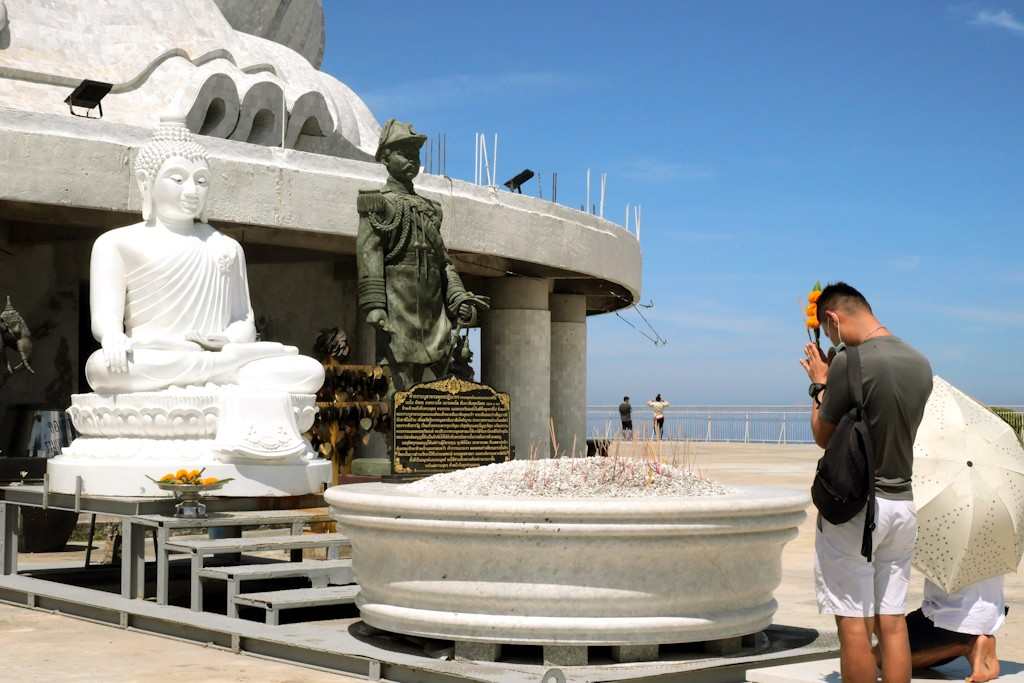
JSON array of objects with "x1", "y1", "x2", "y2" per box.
[{"x1": 327, "y1": 482, "x2": 809, "y2": 657}]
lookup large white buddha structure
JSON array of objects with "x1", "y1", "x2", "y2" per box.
[
  {"x1": 47, "y1": 118, "x2": 330, "y2": 497},
  {"x1": 1, "y1": 0, "x2": 642, "y2": 473}
]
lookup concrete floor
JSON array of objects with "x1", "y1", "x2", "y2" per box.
[
  {"x1": 3, "y1": 441, "x2": 1022, "y2": 680},
  {"x1": 0, "y1": 602, "x2": 358, "y2": 683}
]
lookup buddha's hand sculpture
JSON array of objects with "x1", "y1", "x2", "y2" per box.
[
  {"x1": 185, "y1": 333, "x2": 230, "y2": 351},
  {"x1": 101, "y1": 332, "x2": 134, "y2": 374},
  {"x1": 366, "y1": 309, "x2": 391, "y2": 334},
  {"x1": 457, "y1": 292, "x2": 491, "y2": 324}
]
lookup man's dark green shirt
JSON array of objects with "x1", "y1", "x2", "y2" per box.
[{"x1": 819, "y1": 336, "x2": 933, "y2": 500}]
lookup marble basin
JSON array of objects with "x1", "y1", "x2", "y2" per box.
[{"x1": 326, "y1": 482, "x2": 809, "y2": 646}]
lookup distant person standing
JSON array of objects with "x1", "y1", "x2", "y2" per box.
[
  {"x1": 618, "y1": 396, "x2": 633, "y2": 440},
  {"x1": 647, "y1": 394, "x2": 669, "y2": 439},
  {"x1": 799, "y1": 281, "x2": 932, "y2": 683}
]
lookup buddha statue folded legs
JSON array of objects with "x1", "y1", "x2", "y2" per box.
[
  {"x1": 83, "y1": 341, "x2": 325, "y2": 394},
  {"x1": 47, "y1": 117, "x2": 330, "y2": 497}
]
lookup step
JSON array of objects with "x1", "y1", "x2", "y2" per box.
[
  {"x1": 165, "y1": 532, "x2": 350, "y2": 556},
  {"x1": 746, "y1": 657, "x2": 1024, "y2": 682},
  {"x1": 197, "y1": 558, "x2": 353, "y2": 584},
  {"x1": 233, "y1": 584, "x2": 360, "y2": 625}
]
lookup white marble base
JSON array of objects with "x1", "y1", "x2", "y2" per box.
[
  {"x1": 57, "y1": 387, "x2": 327, "y2": 496},
  {"x1": 47, "y1": 451, "x2": 330, "y2": 497}
]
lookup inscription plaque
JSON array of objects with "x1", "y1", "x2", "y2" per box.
[{"x1": 392, "y1": 377, "x2": 511, "y2": 477}]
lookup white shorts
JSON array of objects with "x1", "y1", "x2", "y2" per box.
[{"x1": 815, "y1": 497, "x2": 917, "y2": 618}]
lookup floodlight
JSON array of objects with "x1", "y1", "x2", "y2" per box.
[
  {"x1": 64, "y1": 80, "x2": 113, "y2": 119},
  {"x1": 503, "y1": 169, "x2": 535, "y2": 194}
]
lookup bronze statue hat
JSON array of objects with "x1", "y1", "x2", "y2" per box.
[{"x1": 375, "y1": 119, "x2": 428, "y2": 161}]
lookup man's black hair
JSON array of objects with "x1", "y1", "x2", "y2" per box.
[
  {"x1": 817, "y1": 282, "x2": 873, "y2": 321},
  {"x1": 623, "y1": 396, "x2": 629, "y2": 401}
]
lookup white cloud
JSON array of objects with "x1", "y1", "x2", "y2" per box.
[
  {"x1": 972, "y1": 9, "x2": 1024, "y2": 34},
  {"x1": 362, "y1": 71, "x2": 573, "y2": 114},
  {"x1": 886, "y1": 255, "x2": 921, "y2": 272},
  {"x1": 648, "y1": 310, "x2": 786, "y2": 335},
  {"x1": 619, "y1": 158, "x2": 715, "y2": 183},
  {"x1": 934, "y1": 305, "x2": 1024, "y2": 326}
]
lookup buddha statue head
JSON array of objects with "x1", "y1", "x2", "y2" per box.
[{"x1": 135, "y1": 116, "x2": 211, "y2": 226}]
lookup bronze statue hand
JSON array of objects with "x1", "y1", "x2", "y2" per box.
[
  {"x1": 464, "y1": 292, "x2": 490, "y2": 311},
  {"x1": 185, "y1": 332, "x2": 229, "y2": 351},
  {"x1": 366, "y1": 309, "x2": 392, "y2": 334}
]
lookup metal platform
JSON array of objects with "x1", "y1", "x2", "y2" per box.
[
  {"x1": 0, "y1": 571, "x2": 838, "y2": 683},
  {"x1": 0, "y1": 485, "x2": 331, "y2": 608}
]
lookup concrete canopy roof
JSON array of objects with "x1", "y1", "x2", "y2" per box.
[{"x1": 0, "y1": 111, "x2": 641, "y2": 314}]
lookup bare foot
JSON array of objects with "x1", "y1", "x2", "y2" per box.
[{"x1": 967, "y1": 634, "x2": 1000, "y2": 682}]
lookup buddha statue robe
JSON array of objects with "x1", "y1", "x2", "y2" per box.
[{"x1": 84, "y1": 223, "x2": 322, "y2": 394}]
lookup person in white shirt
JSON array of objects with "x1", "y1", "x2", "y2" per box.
[
  {"x1": 647, "y1": 394, "x2": 669, "y2": 440},
  {"x1": 902, "y1": 576, "x2": 1004, "y2": 682}
]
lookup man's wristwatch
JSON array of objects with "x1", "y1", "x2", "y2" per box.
[{"x1": 808, "y1": 382, "x2": 826, "y2": 407}]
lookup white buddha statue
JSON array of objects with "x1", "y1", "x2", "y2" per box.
[
  {"x1": 49, "y1": 118, "x2": 329, "y2": 497},
  {"x1": 84, "y1": 119, "x2": 322, "y2": 394}
]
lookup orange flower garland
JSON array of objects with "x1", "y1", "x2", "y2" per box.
[{"x1": 804, "y1": 281, "x2": 822, "y2": 343}]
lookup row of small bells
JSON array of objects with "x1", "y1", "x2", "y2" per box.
[{"x1": 308, "y1": 327, "x2": 390, "y2": 472}]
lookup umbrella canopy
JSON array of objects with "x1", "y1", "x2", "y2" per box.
[{"x1": 912, "y1": 376, "x2": 1024, "y2": 593}]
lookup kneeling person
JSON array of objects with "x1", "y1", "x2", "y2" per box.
[{"x1": 905, "y1": 576, "x2": 1004, "y2": 682}]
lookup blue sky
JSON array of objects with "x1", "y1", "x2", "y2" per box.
[{"x1": 322, "y1": 2, "x2": 1024, "y2": 406}]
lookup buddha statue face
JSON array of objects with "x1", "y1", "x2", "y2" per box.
[
  {"x1": 134, "y1": 118, "x2": 211, "y2": 225},
  {"x1": 147, "y1": 156, "x2": 210, "y2": 224}
]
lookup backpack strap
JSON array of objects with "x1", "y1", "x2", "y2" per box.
[
  {"x1": 847, "y1": 345, "x2": 877, "y2": 562},
  {"x1": 846, "y1": 345, "x2": 865, "y2": 417}
]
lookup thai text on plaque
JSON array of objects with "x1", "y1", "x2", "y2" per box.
[{"x1": 392, "y1": 377, "x2": 511, "y2": 476}]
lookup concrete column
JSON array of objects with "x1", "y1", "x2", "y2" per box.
[
  {"x1": 550, "y1": 294, "x2": 587, "y2": 456},
  {"x1": 481, "y1": 278, "x2": 551, "y2": 459}
]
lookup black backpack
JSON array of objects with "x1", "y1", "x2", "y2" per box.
[{"x1": 811, "y1": 345, "x2": 877, "y2": 561}]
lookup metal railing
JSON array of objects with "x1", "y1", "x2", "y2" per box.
[
  {"x1": 588, "y1": 406, "x2": 814, "y2": 444},
  {"x1": 993, "y1": 407, "x2": 1024, "y2": 442},
  {"x1": 588, "y1": 405, "x2": 1024, "y2": 445}
]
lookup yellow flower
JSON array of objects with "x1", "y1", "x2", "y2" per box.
[
  {"x1": 200, "y1": 476, "x2": 219, "y2": 486},
  {"x1": 175, "y1": 469, "x2": 189, "y2": 480},
  {"x1": 808, "y1": 290, "x2": 821, "y2": 304},
  {"x1": 159, "y1": 473, "x2": 175, "y2": 482},
  {"x1": 806, "y1": 315, "x2": 819, "y2": 329},
  {"x1": 805, "y1": 303, "x2": 817, "y2": 316}
]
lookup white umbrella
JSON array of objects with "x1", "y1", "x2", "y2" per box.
[{"x1": 912, "y1": 376, "x2": 1024, "y2": 593}]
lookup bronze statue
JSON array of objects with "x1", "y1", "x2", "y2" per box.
[
  {"x1": 1, "y1": 296, "x2": 34, "y2": 375},
  {"x1": 357, "y1": 120, "x2": 489, "y2": 396}
]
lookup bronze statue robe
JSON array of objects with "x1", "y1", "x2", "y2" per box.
[{"x1": 356, "y1": 179, "x2": 470, "y2": 367}]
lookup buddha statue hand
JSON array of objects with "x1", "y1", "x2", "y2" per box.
[
  {"x1": 185, "y1": 332, "x2": 230, "y2": 351},
  {"x1": 101, "y1": 332, "x2": 134, "y2": 375}
]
